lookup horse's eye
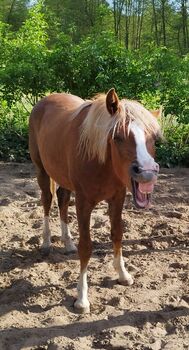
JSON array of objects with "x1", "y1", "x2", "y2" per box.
[{"x1": 113, "y1": 135, "x2": 124, "y2": 143}]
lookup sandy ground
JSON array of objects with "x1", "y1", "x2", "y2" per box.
[{"x1": 0, "y1": 162, "x2": 189, "y2": 350}]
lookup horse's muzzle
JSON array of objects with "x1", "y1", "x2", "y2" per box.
[{"x1": 130, "y1": 161, "x2": 159, "y2": 183}]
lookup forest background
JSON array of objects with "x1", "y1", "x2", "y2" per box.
[{"x1": 0, "y1": 0, "x2": 188, "y2": 166}]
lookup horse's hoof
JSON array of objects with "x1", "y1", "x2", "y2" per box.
[
  {"x1": 40, "y1": 245, "x2": 52, "y2": 256},
  {"x1": 118, "y1": 276, "x2": 134, "y2": 286},
  {"x1": 65, "y1": 242, "x2": 77, "y2": 254},
  {"x1": 74, "y1": 299, "x2": 90, "y2": 314},
  {"x1": 64, "y1": 248, "x2": 77, "y2": 255}
]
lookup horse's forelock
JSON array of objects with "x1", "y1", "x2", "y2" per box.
[
  {"x1": 78, "y1": 96, "x2": 161, "y2": 163},
  {"x1": 123, "y1": 100, "x2": 162, "y2": 139}
]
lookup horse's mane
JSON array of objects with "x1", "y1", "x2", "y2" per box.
[{"x1": 76, "y1": 94, "x2": 161, "y2": 163}]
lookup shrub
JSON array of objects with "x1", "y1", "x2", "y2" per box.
[
  {"x1": 157, "y1": 115, "x2": 189, "y2": 167},
  {"x1": 0, "y1": 100, "x2": 30, "y2": 161},
  {"x1": 0, "y1": 4, "x2": 50, "y2": 105}
]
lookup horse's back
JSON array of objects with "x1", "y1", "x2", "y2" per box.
[
  {"x1": 29, "y1": 93, "x2": 84, "y2": 128},
  {"x1": 29, "y1": 93, "x2": 84, "y2": 169}
]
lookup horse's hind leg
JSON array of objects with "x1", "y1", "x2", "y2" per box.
[
  {"x1": 108, "y1": 188, "x2": 133, "y2": 286},
  {"x1": 37, "y1": 167, "x2": 52, "y2": 255},
  {"x1": 29, "y1": 123, "x2": 52, "y2": 255},
  {"x1": 56, "y1": 187, "x2": 77, "y2": 253}
]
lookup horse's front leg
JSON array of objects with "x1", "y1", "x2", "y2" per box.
[
  {"x1": 74, "y1": 192, "x2": 95, "y2": 313},
  {"x1": 108, "y1": 189, "x2": 134, "y2": 286}
]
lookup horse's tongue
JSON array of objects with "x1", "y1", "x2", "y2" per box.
[{"x1": 139, "y1": 182, "x2": 155, "y2": 194}]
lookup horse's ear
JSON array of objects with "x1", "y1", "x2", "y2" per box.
[
  {"x1": 150, "y1": 106, "x2": 163, "y2": 119},
  {"x1": 106, "y1": 88, "x2": 119, "y2": 115}
]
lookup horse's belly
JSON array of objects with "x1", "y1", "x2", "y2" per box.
[
  {"x1": 47, "y1": 165, "x2": 74, "y2": 191},
  {"x1": 39, "y1": 151, "x2": 74, "y2": 192},
  {"x1": 57, "y1": 176, "x2": 74, "y2": 191}
]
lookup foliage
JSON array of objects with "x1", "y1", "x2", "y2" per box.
[
  {"x1": 0, "y1": 3, "x2": 50, "y2": 104},
  {"x1": 157, "y1": 115, "x2": 189, "y2": 167},
  {"x1": 41, "y1": 0, "x2": 189, "y2": 54},
  {"x1": 0, "y1": 100, "x2": 30, "y2": 161},
  {"x1": 49, "y1": 33, "x2": 75, "y2": 92},
  {"x1": 0, "y1": 3, "x2": 188, "y2": 166},
  {"x1": 70, "y1": 32, "x2": 128, "y2": 97},
  {"x1": 43, "y1": 0, "x2": 112, "y2": 43},
  {"x1": 0, "y1": 0, "x2": 30, "y2": 31}
]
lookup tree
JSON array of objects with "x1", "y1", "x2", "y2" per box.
[
  {"x1": 43, "y1": 0, "x2": 110, "y2": 43},
  {"x1": 113, "y1": 0, "x2": 124, "y2": 40},
  {"x1": 161, "y1": 0, "x2": 167, "y2": 46},
  {"x1": 0, "y1": 0, "x2": 30, "y2": 30},
  {"x1": 0, "y1": 3, "x2": 51, "y2": 105},
  {"x1": 181, "y1": 0, "x2": 189, "y2": 52},
  {"x1": 125, "y1": 0, "x2": 132, "y2": 49},
  {"x1": 151, "y1": 0, "x2": 160, "y2": 46}
]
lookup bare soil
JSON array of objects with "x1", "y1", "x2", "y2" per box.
[{"x1": 0, "y1": 162, "x2": 189, "y2": 350}]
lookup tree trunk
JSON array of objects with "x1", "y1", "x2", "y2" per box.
[
  {"x1": 161, "y1": 0, "x2": 166, "y2": 46},
  {"x1": 135, "y1": 0, "x2": 145, "y2": 49},
  {"x1": 181, "y1": 0, "x2": 189, "y2": 50},
  {"x1": 113, "y1": 0, "x2": 125, "y2": 40},
  {"x1": 125, "y1": 0, "x2": 132, "y2": 49},
  {"x1": 6, "y1": 0, "x2": 16, "y2": 24},
  {"x1": 152, "y1": 0, "x2": 159, "y2": 46}
]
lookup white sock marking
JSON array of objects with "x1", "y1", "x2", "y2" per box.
[
  {"x1": 113, "y1": 254, "x2": 133, "y2": 285},
  {"x1": 75, "y1": 268, "x2": 90, "y2": 311},
  {"x1": 60, "y1": 220, "x2": 77, "y2": 252},
  {"x1": 42, "y1": 216, "x2": 51, "y2": 249}
]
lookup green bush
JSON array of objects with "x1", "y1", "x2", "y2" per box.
[
  {"x1": 0, "y1": 4, "x2": 50, "y2": 104},
  {"x1": 66, "y1": 36, "x2": 189, "y2": 124},
  {"x1": 156, "y1": 115, "x2": 189, "y2": 167},
  {"x1": 0, "y1": 100, "x2": 30, "y2": 161}
]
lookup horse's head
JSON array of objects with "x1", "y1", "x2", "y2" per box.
[{"x1": 107, "y1": 88, "x2": 162, "y2": 209}]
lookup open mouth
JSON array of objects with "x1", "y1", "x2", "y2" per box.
[{"x1": 131, "y1": 178, "x2": 155, "y2": 209}]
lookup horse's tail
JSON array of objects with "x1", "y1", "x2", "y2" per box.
[{"x1": 50, "y1": 178, "x2": 56, "y2": 203}]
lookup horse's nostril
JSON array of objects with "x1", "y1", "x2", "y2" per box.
[
  {"x1": 133, "y1": 165, "x2": 139, "y2": 174},
  {"x1": 155, "y1": 163, "x2": 159, "y2": 172},
  {"x1": 132, "y1": 163, "x2": 142, "y2": 174}
]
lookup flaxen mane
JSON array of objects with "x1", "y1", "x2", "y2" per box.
[{"x1": 77, "y1": 94, "x2": 161, "y2": 163}]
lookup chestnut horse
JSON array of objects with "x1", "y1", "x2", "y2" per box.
[{"x1": 29, "y1": 88, "x2": 161, "y2": 313}]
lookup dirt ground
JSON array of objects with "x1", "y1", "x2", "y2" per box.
[{"x1": 0, "y1": 162, "x2": 189, "y2": 350}]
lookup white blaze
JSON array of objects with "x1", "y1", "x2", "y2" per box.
[{"x1": 130, "y1": 121, "x2": 155, "y2": 169}]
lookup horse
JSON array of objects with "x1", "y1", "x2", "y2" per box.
[{"x1": 29, "y1": 88, "x2": 161, "y2": 313}]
